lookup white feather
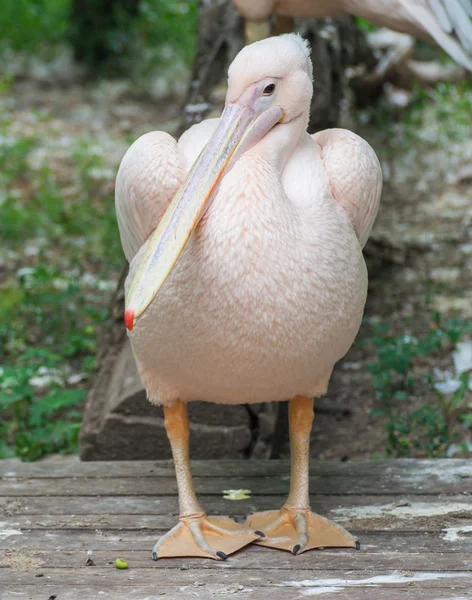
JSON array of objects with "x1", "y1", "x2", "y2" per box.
[
  {"x1": 443, "y1": 0, "x2": 472, "y2": 52},
  {"x1": 428, "y1": 0, "x2": 453, "y2": 32},
  {"x1": 459, "y1": 0, "x2": 472, "y2": 18},
  {"x1": 400, "y1": 0, "x2": 472, "y2": 71}
]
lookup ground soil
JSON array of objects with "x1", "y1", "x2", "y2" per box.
[{"x1": 312, "y1": 113, "x2": 472, "y2": 460}]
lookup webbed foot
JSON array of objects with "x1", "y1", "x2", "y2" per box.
[
  {"x1": 246, "y1": 508, "x2": 358, "y2": 554},
  {"x1": 152, "y1": 514, "x2": 263, "y2": 560}
]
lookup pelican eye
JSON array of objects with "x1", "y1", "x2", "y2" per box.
[{"x1": 262, "y1": 83, "x2": 276, "y2": 95}]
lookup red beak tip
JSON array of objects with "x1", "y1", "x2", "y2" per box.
[{"x1": 124, "y1": 309, "x2": 134, "y2": 331}]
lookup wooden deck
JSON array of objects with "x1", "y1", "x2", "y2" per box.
[{"x1": 1, "y1": 458, "x2": 472, "y2": 600}]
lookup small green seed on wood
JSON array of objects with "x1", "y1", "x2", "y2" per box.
[{"x1": 114, "y1": 558, "x2": 128, "y2": 569}]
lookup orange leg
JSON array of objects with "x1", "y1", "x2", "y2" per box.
[
  {"x1": 244, "y1": 19, "x2": 271, "y2": 44},
  {"x1": 152, "y1": 400, "x2": 263, "y2": 560},
  {"x1": 243, "y1": 12, "x2": 293, "y2": 44},
  {"x1": 246, "y1": 396, "x2": 359, "y2": 554}
]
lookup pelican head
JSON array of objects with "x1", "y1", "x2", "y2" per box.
[
  {"x1": 124, "y1": 35, "x2": 313, "y2": 330},
  {"x1": 226, "y1": 33, "x2": 313, "y2": 122}
]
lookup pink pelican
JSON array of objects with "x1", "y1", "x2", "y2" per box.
[
  {"x1": 116, "y1": 34, "x2": 382, "y2": 560},
  {"x1": 234, "y1": 0, "x2": 472, "y2": 71}
]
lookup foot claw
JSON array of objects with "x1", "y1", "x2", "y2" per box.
[
  {"x1": 255, "y1": 530, "x2": 265, "y2": 538},
  {"x1": 216, "y1": 551, "x2": 227, "y2": 560},
  {"x1": 355, "y1": 540, "x2": 361, "y2": 551},
  {"x1": 292, "y1": 544, "x2": 301, "y2": 555},
  {"x1": 152, "y1": 552, "x2": 158, "y2": 561}
]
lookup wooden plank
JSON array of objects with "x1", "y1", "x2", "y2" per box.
[
  {"x1": 1, "y1": 457, "x2": 471, "y2": 600},
  {"x1": 3, "y1": 530, "x2": 472, "y2": 554},
  {"x1": 3, "y1": 567, "x2": 472, "y2": 588},
  {"x1": 3, "y1": 584, "x2": 472, "y2": 600},
  {"x1": 2, "y1": 475, "x2": 469, "y2": 496},
  {"x1": 3, "y1": 546, "x2": 472, "y2": 571},
  {"x1": 1, "y1": 457, "x2": 471, "y2": 480},
  {"x1": 2, "y1": 493, "x2": 471, "y2": 519},
  {"x1": 3, "y1": 494, "x2": 471, "y2": 530}
]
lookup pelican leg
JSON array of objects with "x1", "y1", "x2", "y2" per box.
[
  {"x1": 152, "y1": 400, "x2": 262, "y2": 560},
  {"x1": 244, "y1": 19, "x2": 271, "y2": 44},
  {"x1": 246, "y1": 396, "x2": 358, "y2": 554},
  {"x1": 243, "y1": 15, "x2": 294, "y2": 45}
]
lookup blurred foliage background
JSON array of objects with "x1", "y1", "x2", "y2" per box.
[
  {"x1": 0, "y1": 0, "x2": 471, "y2": 461},
  {"x1": 0, "y1": 0, "x2": 198, "y2": 73}
]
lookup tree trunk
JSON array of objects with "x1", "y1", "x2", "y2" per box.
[{"x1": 79, "y1": 0, "x2": 375, "y2": 461}]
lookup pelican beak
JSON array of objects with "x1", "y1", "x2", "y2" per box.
[{"x1": 124, "y1": 101, "x2": 284, "y2": 330}]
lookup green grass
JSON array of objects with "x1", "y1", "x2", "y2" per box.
[
  {"x1": 0, "y1": 112, "x2": 122, "y2": 460},
  {"x1": 360, "y1": 79, "x2": 472, "y2": 151},
  {"x1": 359, "y1": 77, "x2": 472, "y2": 458},
  {"x1": 365, "y1": 311, "x2": 472, "y2": 458},
  {"x1": 401, "y1": 82, "x2": 472, "y2": 147}
]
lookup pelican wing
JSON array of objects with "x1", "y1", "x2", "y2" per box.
[
  {"x1": 430, "y1": 0, "x2": 472, "y2": 51},
  {"x1": 115, "y1": 132, "x2": 186, "y2": 262},
  {"x1": 313, "y1": 129, "x2": 382, "y2": 248},
  {"x1": 116, "y1": 120, "x2": 221, "y2": 265},
  {"x1": 401, "y1": 0, "x2": 472, "y2": 70}
]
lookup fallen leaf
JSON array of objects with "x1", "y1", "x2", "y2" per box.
[{"x1": 222, "y1": 489, "x2": 251, "y2": 500}]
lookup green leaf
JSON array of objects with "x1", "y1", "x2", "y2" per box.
[{"x1": 29, "y1": 389, "x2": 87, "y2": 425}]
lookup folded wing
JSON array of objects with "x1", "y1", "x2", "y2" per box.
[
  {"x1": 115, "y1": 132, "x2": 186, "y2": 262},
  {"x1": 313, "y1": 128, "x2": 382, "y2": 248}
]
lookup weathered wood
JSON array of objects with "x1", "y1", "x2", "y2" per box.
[
  {"x1": 3, "y1": 566, "x2": 472, "y2": 587},
  {"x1": 3, "y1": 494, "x2": 471, "y2": 527},
  {"x1": 2, "y1": 457, "x2": 471, "y2": 480},
  {"x1": 3, "y1": 528, "x2": 472, "y2": 552},
  {"x1": 1, "y1": 474, "x2": 470, "y2": 497},
  {"x1": 4, "y1": 504, "x2": 472, "y2": 532},
  {"x1": 2, "y1": 458, "x2": 471, "y2": 599},
  {"x1": 2, "y1": 586, "x2": 471, "y2": 600},
  {"x1": 2, "y1": 460, "x2": 471, "y2": 501},
  {"x1": 5, "y1": 547, "x2": 472, "y2": 571}
]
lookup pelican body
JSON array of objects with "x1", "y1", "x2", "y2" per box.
[
  {"x1": 124, "y1": 125, "x2": 370, "y2": 406},
  {"x1": 234, "y1": 0, "x2": 472, "y2": 71},
  {"x1": 116, "y1": 35, "x2": 382, "y2": 560}
]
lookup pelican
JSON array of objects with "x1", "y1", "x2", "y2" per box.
[
  {"x1": 234, "y1": 0, "x2": 472, "y2": 71},
  {"x1": 116, "y1": 34, "x2": 382, "y2": 560}
]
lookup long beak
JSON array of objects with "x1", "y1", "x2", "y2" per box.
[{"x1": 124, "y1": 103, "x2": 284, "y2": 330}]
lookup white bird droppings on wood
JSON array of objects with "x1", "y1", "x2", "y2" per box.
[
  {"x1": 0, "y1": 523, "x2": 23, "y2": 539},
  {"x1": 442, "y1": 525, "x2": 472, "y2": 542},
  {"x1": 284, "y1": 572, "x2": 472, "y2": 596},
  {"x1": 331, "y1": 501, "x2": 472, "y2": 520}
]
